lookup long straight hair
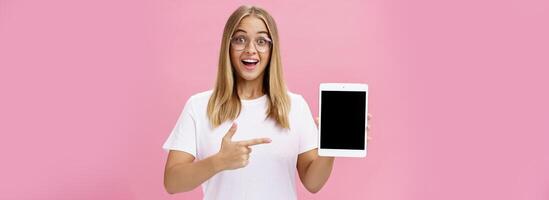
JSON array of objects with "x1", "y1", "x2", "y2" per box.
[{"x1": 207, "y1": 5, "x2": 291, "y2": 129}]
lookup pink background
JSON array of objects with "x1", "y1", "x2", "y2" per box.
[{"x1": 1, "y1": 0, "x2": 548, "y2": 199}]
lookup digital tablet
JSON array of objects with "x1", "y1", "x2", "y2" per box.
[{"x1": 318, "y1": 83, "x2": 368, "y2": 157}]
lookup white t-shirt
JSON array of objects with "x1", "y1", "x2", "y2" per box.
[{"x1": 162, "y1": 90, "x2": 319, "y2": 200}]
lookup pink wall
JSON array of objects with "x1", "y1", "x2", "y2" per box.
[{"x1": 1, "y1": 0, "x2": 548, "y2": 199}]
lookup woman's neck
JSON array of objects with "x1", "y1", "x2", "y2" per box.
[{"x1": 236, "y1": 75, "x2": 265, "y2": 100}]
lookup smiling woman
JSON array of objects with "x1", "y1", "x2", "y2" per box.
[
  {"x1": 161, "y1": 5, "x2": 371, "y2": 200},
  {"x1": 208, "y1": 5, "x2": 291, "y2": 130},
  {"x1": 230, "y1": 31, "x2": 272, "y2": 72}
]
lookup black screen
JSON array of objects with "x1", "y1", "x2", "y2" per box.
[{"x1": 320, "y1": 91, "x2": 366, "y2": 150}]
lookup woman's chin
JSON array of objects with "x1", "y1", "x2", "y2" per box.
[
  {"x1": 240, "y1": 73, "x2": 259, "y2": 81},
  {"x1": 237, "y1": 67, "x2": 264, "y2": 81},
  {"x1": 237, "y1": 72, "x2": 261, "y2": 81}
]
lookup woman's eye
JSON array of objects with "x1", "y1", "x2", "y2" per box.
[
  {"x1": 234, "y1": 37, "x2": 246, "y2": 44},
  {"x1": 257, "y1": 39, "x2": 267, "y2": 45}
]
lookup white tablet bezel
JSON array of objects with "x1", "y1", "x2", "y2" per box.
[{"x1": 318, "y1": 83, "x2": 368, "y2": 157}]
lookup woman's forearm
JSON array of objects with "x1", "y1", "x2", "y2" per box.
[
  {"x1": 302, "y1": 156, "x2": 335, "y2": 193},
  {"x1": 164, "y1": 154, "x2": 225, "y2": 194}
]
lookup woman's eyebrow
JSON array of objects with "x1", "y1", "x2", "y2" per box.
[
  {"x1": 234, "y1": 29, "x2": 247, "y2": 33},
  {"x1": 234, "y1": 29, "x2": 269, "y2": 35}
]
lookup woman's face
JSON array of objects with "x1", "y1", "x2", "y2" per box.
[{"x1": 230, "y1": 16, "x2": 272, "y2": 82}]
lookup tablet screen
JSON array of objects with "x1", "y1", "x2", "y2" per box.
[{"x1": 320, "y1": 91, "x2": 366, "y2": 150}]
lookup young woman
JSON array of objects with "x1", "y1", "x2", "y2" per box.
[{"x1": 162, "y1": 5, "x2": 372, "y2": 200}]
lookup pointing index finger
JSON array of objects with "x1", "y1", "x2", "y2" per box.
[{"x1": 236, "y1": 138, "x2": 272, "y2": 147}]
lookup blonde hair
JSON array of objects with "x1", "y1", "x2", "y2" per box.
[{"x1": 207, "y1": 5, "x2": 291, "y2": 129}]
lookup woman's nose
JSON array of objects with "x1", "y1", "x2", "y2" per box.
[{"x1": 243, "y1": 41, "x2": 257, "y2": 54}]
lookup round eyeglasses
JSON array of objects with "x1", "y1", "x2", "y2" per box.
[{"x1": 230, "y1": 35, "x2": 272, "y2": 53}]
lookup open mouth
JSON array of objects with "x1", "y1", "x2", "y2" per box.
[{"x1": 241, "y1": 59, "x2": 259, "y2": 70}]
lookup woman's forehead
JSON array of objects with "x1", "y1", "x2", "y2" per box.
[{"x1": 234, "y1": 16, "x2": 269, "y2": 35}]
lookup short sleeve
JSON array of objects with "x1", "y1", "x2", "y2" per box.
[
  {"x1": 162, "y1": 96, "x2": 197, "y2": 157},
  {"x1": 297, "y1": 95, "x2": 319, "y2": 154}
]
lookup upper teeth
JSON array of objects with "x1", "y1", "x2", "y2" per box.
[{"x1": 243, "y1": 59, "x2": 258, "y2": 62}]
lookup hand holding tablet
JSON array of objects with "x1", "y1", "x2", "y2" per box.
[{"x1": 318, "y1": 83, "x2": 369, "y2": 158}]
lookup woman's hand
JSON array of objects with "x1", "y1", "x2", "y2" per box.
[
  {"x1": 214, "y1": 123, "x2": 272, "y2": 171},
  {"x1": 315, "y1": 113, "x2": 373, "y2": 141}
]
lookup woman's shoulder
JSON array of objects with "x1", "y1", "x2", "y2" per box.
[
  {"x1": 286, "y1": 91, "x2": 301, "y2": 100},
  {"x1": 286, "y1": 91, "x2": 314, "y2": 119},
  {"x1": 189, "y1": 90, "x2": 214, "y2": 101},
  {"x1": 286, "y1": 91, "x2": 309, "y2": 107},
  {"x1": 181, "y1": 90, "x2": 213, "y2": 117},
  {"x1": 185, "y1": 90, "x2": 213, "y2": 108}
]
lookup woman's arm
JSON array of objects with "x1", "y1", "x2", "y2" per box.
[
  {"x1": 297, "y1": 149, "x2": 334, "y2": 193},
  {"x1": 164, "y1": 123, "x2": 271, "y2": 194},
  {"x1": 163, "y1": 150, "x2": 225, "y2": 194}
]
